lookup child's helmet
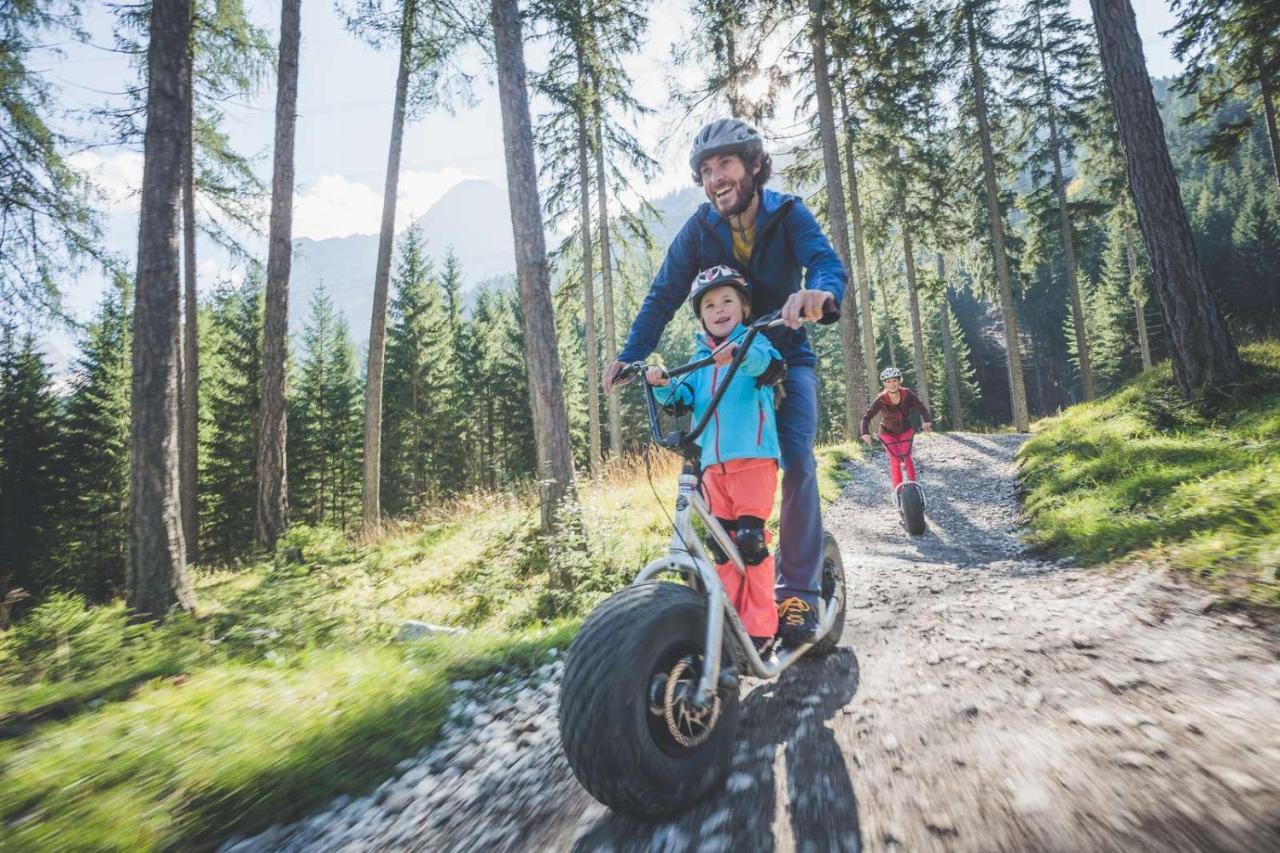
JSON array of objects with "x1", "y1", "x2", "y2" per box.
[
  {"x1": 688, "y1": 265, "x2": 750, "y2": 315},
  {"x1": 879, "y1": 366, "x2": 904, "y2": 382}
]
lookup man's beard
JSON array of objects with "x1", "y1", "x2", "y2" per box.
[{"x1": 712, "y1": 172, "x2": 756, "y2": 218}]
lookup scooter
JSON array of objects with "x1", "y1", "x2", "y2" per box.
[
  {"x1": 880, "y1": 431, "x2": 927, "y2": 535},
  {"x1": 557, "y1": 311, "x2": 848, "y2": 819}
]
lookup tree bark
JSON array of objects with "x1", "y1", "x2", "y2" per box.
[
  {"x1": 256, "y1": 0, "x2": 301, "y2": 549},
  {"x1": 575, "y1": 44, "x2": 600, "y2": 478},
  {"x1": 1124, "y1": 219, "x2": 1153, "y2": 371},
  {"x1": 876, "y1": 250, "x2": 897, "y2": 369},
  {"x1": 808, "y1": 0, "x2": 864, "y2": 439},
  {"x1": 592, "y1": 92, "x2": 622, "y2": 458},
  {"x1": 967, "y1": 8, "x2": 1030, "y2": 431},
  {"x1": 839, "y1": 85, "x2": 878, "y2": 403},
  {"x1": 362, "y1": 0, "x2": 416, "y2": 536},
  {"x1": 491, "y1": 0, "x2": 577, "y2": 533},
  {"x1": 180, "y1": 32, "x2": 199, "y2": 563},
  {"x1": 1089, "y1": 0, "x2": 1241, "y2": 397},
  {"x1": 1035, "y1": 5, "x2": 1094, "y2": 401},
  {"x1": 1259, "y1": 67, "x2": 1280, "y2": 196},
  {"x1": 897, "y1": 202, "x2": 931, "y2": 414},
  {"x1": 129, "y1": 0, "x2": 195, "y2": 618},
  {"x1": 936, "y1": 253, "x2": 964, "y2": 430}
]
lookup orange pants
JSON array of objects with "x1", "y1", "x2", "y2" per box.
[{"x1": 701, "y1": 458, "x2": 779, "y2": 638}]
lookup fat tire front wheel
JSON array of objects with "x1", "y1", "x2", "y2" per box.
[
  {"x1": 558, "y1": 581, "x2": 740, "y2": 819},
  {"x1": 899, "y1": 482, "x2": 927, "y2": 536}
]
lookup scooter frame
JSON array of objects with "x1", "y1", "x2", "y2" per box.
[{"x1": 619, "y1": 311, "x2": 845, "y2": 707}]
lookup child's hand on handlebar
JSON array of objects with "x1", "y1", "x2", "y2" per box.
[
  {"x1": 644, "y1": 365, "x2": 670, "y2": 386},
  {"x1": 712, "y1": 343, "x2": 738, "y2": 366}
]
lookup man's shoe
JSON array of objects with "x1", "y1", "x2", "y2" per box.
[{"x1": 776, "y1": 597, "x2": 818, "y2": 648}]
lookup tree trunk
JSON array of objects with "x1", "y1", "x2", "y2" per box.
[
  {"x1": 129, "y1": 0, "x2": 195, "y2": 618},
  {"x1": 256, "y1": 0, "x2": 301, "y2": 549},
  {"x1": 936, "y1": 253, "x2": 964, "y2": 430},
  {"x1": 1124, "y1": 219, "x2": 1153, "y2": 370},
  {"x1": 1089, "y1": 0, "x2": 1241, "y2": 398},
  {"x1": 839, "y1": 85, "x2": 878, "y2": 403},
  {"x1": 877, "y1": 250, "x2": 897, "y2": 369},
  {"x1": 575, "y1": 45, "x2": 600, "y2": 478},
  {"x1": 1260, "y1": 67, "x2": 1280, "y2": 195},
  {"x1": 180, "y1": 33, "x2": 199, "y2": 563},
  {"x1": 725, "y1": 24, "x2": 742, "y2": 118},
  {"x1": 361, "y1": 0, "x2": 416, "y2": 536},
  {"x1": 491, "y1": 0, "x2": 577, "y2": 534},
  {"x1": 967, "y1": 8, "x2": 1030, "y2": 431},
  {"x1": 591, "y1": 89, "x2": 622, "y2": 459},
  {"x1": 1036, "y1": 6, "x2": 1094, "y2": 401},
  {"x1": 808, "y1": 0, "x2": 864, "y2": 439},
  {"x1": 897, "y1": 201, "x2": 931, "y2": 414}
]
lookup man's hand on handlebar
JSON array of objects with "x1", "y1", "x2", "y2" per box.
[
  {"x1": 602, "y1": 360, "x2": 626, "y2": 394},
  {"x1": 860, "y1": 433, "x2": 873, "y2": 445},
  {"x1": 781, "y1": 290, "x2": 835, "y2": 329},
  {"x1": 922, "y1": 422, "x2": 933, "y2": 432}
]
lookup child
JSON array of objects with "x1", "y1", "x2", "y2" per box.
[
  {"x1": 646, "y1": 265, "x2": 783, "y2": 651},
  {"x1": 860, "y1": 366, "x2": 933, "y2": 490}
]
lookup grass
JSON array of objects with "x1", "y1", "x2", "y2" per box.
[
  {"x1": 1018, "y1": 341, "x2": 1280, "y2": 607},
  {"x1": 0, "y1": 443, "x2": 857, "y2": 851}
]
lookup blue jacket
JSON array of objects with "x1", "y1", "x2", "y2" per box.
[
  {"x1": 618, "y1": 188, "x2": 847, "y2": 369},
  {"x1": 652, "y1": 324, "x2": 782, "y2": 470}
]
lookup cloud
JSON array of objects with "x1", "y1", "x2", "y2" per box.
[
  {"x1": 69, "y1": 151, "x2": 145, "y2": 211},
  {"x1": 292, "y1": 167, "x2": 473, "y2": 241}
]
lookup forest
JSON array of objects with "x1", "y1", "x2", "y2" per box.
[{"x1": 1, "y1": 0, "x2": 1277, "y2": 620}]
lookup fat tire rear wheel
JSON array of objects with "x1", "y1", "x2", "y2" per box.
[
  {"x1": 558, "y1": 581, "x2": 740, "y2": 819},
  {"x1": 811, "y1": 531, "x2": 847, "y2": 655},
  {"x1": 899, "y1": 482, "x2": 927, "y2": 536}
]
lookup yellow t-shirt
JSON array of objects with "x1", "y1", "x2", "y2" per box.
[{"x1": 731, "y1": 223, "x2": 755, "y2": 269}]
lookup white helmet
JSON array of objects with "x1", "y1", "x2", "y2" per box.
[{"x1": 879, "y1": 367, "x2": 903, "y2": 382}]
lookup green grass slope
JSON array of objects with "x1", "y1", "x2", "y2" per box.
[
  {"x1": 0, "y1": 445, "x2": 858, "y2": 851},
  {"x1": 1019, "y1": 341, "x2": 1280, "y2": 606}
]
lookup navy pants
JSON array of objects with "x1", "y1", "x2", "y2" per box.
[{"x1": 774, "y1": 365, "x2": 822, "y2": 606}]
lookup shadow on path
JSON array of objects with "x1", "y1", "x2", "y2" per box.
[{"x1": 570, "y1": 648, "x2": 862, "y2": 852}]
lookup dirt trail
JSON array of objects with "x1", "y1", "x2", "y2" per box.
[{"x1": 226, "y1": 432, "x2": 1280, "y2": 852}]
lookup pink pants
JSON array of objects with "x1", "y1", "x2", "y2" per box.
[
  {"x1": 880, "y1": 429, "x2": 917, "y2": 489},
  {"x1": 701, "y1": 458, "x2": 780, "y2": 639}
]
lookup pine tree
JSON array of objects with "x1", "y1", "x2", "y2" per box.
[
  {"x1": 671, "y1": 0, "x2": 779, "y2": 124},
  {"x1": 0, "y1": 328, "x2": 61, "y2": 601},
  {"x1": 289, "y1": 287, "x2": 363, "y2": 529},
  {"x1": 199, "y1": 278, "x2": 262, "y2": 561},
  {"x1": 56, "y1": 280, "x2": 132, "y2": 599},
  {"x1": 1083, "y1": 213, "x2": 1140, "y2": 391}
]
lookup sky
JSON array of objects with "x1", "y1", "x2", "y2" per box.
[{"x1": 37, "y1": 0, "x2": 1183, "y2": 326}]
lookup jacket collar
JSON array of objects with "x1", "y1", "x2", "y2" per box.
[{"x1": 700, "y1": 187, "x2": 789, "y2": 231}]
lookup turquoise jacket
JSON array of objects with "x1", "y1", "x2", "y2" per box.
[{"x1": 652, "y1": 323, "x2": 782, "y2": 470}]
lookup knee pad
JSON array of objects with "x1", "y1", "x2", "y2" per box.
[{"x1": 735, "y1": 517, "x2": 769, "y2": 566}]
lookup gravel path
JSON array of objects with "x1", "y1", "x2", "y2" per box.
[{"x1": 223, "y1": 432, "x2": 1280, "y2": 852}]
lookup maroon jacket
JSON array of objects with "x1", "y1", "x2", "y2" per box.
[{"x1": 860, "y1": 387, "x2": 932, "y2": 436}]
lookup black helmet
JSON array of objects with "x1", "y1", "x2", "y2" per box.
[
  {"x1": 688, "y1": 265, "x2": 750, "y2": 316},
  {"x1": 689, "y1": 118, "x2": 765, "y2": 181}
]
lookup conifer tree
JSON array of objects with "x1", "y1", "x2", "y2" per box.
[
  {"x1": 1008, "y1": 0, "x2": 1100, "y2": 399},
  {"x1": 0, "y1": 329, "x2": 61, "y2": 601},
  {"x1": 290, "y1": 287, "x2": 363, "y2": 529},
  {"x1": 56, "y1": 280, "x2": 132, "y2": 598},
  {"x1": 199, "y1": 278, "x2": 262, "y2": 561},
  {"x1": 672, "y1": 0, "x2": 779, "y2": 124}
]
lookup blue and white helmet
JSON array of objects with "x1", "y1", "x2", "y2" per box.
[
  {"x1": 688, "y1": 265, "x2": 750, "y2": 315},
  {"x1": 879, "y1": 366, "x2": 904, "y2": 382}
]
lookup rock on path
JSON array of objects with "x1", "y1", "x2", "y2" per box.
[{"x1": 224, "y1": 432, "x2": 1280, "y2": 852}]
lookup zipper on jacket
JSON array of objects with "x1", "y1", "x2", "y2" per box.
[
  {"x1": 756, "y1": 401, "x2": 765, "y2": 446},
  {"x1": 710, "y1": 363, "x2": 722, "y2": 467}
]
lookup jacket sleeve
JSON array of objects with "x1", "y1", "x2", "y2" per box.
[
  {"x1": 652, "y1": 375, "x2": 695, "y2": 408},
  {"x1": 787, "y1": 201, "x2": 847, "y2": 323},
  {"x1": 739, "y1": 334, "x2": 781, "y2": 378},
  {"x1": 617, "y1": 217, "x2": 701, "y2": 363},
  {"x1": 859, "y1": 398, "x2": 882, "y2": 436}
]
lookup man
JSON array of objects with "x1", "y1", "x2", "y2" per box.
[{"x1": 603, "y1": 118, "x2": 846, "y2": 646}]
